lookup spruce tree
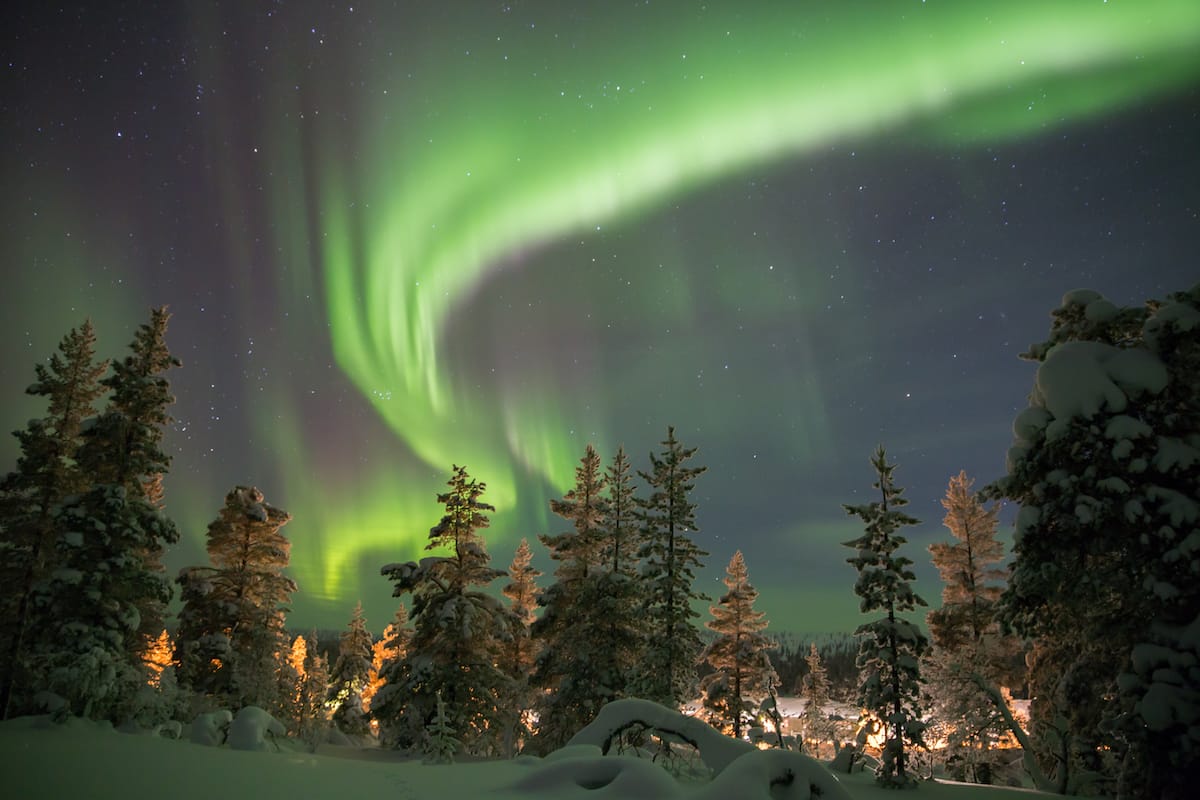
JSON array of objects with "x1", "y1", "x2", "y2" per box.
[
  {"x1": 23, "y1": 309, "x2": 181, "y2": 719},
  {"x1": 532, "y1": 444, "x2": 618, "y2": 751},
  {"x1": 81, "y1": 307, "x2": 182, "y2": 653},
  {"x1": 634, "y1": 426, "x2": 708, "y2": 707},
  {"x1": 423, "y1": 690, "x2": 460, "y2": 765},
  {"x1": 988, "y1": 285, "x2": 1200, "y2": 798},
  {"x1": 925, "y1": 471, "x2": 1015, "y2": 782},
  {"x1": 593, "y1": 445, "x2": 646, "y2": 695},
  {"x1": 175, "y1": 486, "x2": 297, "y2": 711},
  {"x1": 328, "y1": 602, "x2": 374, "y2": 736},
  {"x1": 699, "y1": 551, "x2": 776, "y2": 739},
  {"x1": 376, "y1": 466, "x2": 515, "y2": 755},
  {"x1": 843, "y1": 445, "x2": 928, "y2": 788},
  {"x1": 0, "y1": 320, "x2": 107, "y2": 718}
]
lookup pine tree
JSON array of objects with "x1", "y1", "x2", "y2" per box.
[
  {"x1": 925, "y1": 471, "x2": 1015, "y2": 782},
  {"x1": 843, "y1": 446, "x2": 928, "y2": 788},
  {"x1": 376, "y1": 466, "x2": 515, "y2": 755},
  {"x1": 800, "y1": 643, "x2": 834, "y2": 757},
  {"x1": 699, "y1": 551, "x2": 776, "y2": 739},
  {"x1": 0, "y1": 320, "x2": 107, "y2": 718},
  {"x1": 501, "y1": 538, "x2": 541, "y2": 680},
  {"x1": 532, "y1": 444, "x2": 617, "y2": 751},
  {"x1": 327, "y1": 602, "x2": 374, "y2": 736},
  {"x1": 500, "y1": 538, "x2": 541, "y2": 752},
  {"x1": 634, "y1": 426, "x2": 709, "y2": 707},
  {"x1": 175, "y1": 486, "x2": 297, "y2": 711},
  {"x1": 988, "y1": 286, "x2": 1200, "y2": 798}
]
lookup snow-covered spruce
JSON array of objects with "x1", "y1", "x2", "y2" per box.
[
  {"x1": 375, "y1": 466, "x2": 517, "y2": 756},
  {"x1": 988, "y1": 284, "x2": 1200, "y2": 797},
  {"x1": 843, "y1": 445, "x2": 928, "y2": 789}
]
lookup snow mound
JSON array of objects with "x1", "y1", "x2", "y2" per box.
[
  {"x1": 699, "y1": 747, "x2": 853, "y2": 800},
  {"x1": 561, "y1": 698, "x2": 852, "y2": 799},
  {"x1": 508, "y1": 751, "x2": 682, "y2": 798},
  {"x1": 568, "y1": 698, "x2": 752, "y2": 774},
  {"x1": 227, "y1": 706, "x2": 285, "y2": 752},
  {"x1": 188, "y1": 709, "x2": 232, "y2": 747}
]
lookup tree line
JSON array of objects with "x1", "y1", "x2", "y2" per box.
[{"x1": 0, "y1": 282, "x2": 1196, "y2": 799}]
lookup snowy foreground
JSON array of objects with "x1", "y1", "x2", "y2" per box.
[{"x1": 1, "y1": 701, "x2": 1050, "y2": 800}]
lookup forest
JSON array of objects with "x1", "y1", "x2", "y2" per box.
[{"x1": 0, "y1": 284, "x2": 1197, "y2": 798}]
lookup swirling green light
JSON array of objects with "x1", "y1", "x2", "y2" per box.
[
  {"x1": 218, "y1": 0, "x2": 1200, "y2": 618},
  {"x1": 312, "y1": 0, "x2": 1199, "y2": 503}
]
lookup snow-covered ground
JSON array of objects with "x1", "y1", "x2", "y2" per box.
[{"x1": 0, "y1": 704, "x2": 1053, "y2": 800}]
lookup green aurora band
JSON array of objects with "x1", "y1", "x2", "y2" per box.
[{"x1": 193, "y1": 1, "x2": 1200, "y2": 610}]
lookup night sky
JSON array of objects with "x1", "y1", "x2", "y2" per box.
[{"x1": 3, "y1": 1, "x2": 1198, "y2": 636}]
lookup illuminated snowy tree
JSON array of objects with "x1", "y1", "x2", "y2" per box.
[
  {"x1": 800, "y1": 643, "x2": 835, "y2": 757},
  {"x1": 843, "y1": 446, "x2": 928, "y2": 788},
  {"x1": 501, "y1": 538, "x2": 541, "y2": 680},
  {"x1": 175, "y1": 486, "x2": 296, "y2": 712},
  {"x1": 363, "y1": 604, "x2": 409, "y2": 717},
  {"x1": 699, "y1": 551, "x2": 776, "y2": 739},
  {"x1": 292, "y1": 631, "x2": 331, "y2": 748},
  {"x1": 328, "y1": 602, "x2": 374, "y2": 735},
  {"x1": 925, "y1": 471, "x2": 1015, "y2": 783},
  {"x1": 500, "y1": 538, "x2": 541, "y2": 752},
  {"x1": 143, "y1": 629, "x2": 175, "y2": 688}
]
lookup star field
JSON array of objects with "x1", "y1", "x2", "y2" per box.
[{"x1": 2, "y1": 1, "x2": 1198, "y2": 634}]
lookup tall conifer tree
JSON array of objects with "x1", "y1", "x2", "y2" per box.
[
  {"x1": 925, "y1": 471, "x2": 1015, "y2": 782},
  {"x1": 634, "y1": 427, "x2": 708, "y2": 707},
  {"x1": 501, "y1": 538, "x2": 541, "y2": 680},
  {"x1": 376, "y1": 466, "x2": 515, "y2": 755},
  {"x1": 801, "y1": 643, "x2": 834, "y2": 756},
  {"x1": 328, "y1": 602, "x2": 374, "y2": 735},
  {"x1": 501, "y1": 538, "x2": 541, "y2": 752},
  {"x1": 24, "y1": 309, "x2": 180, "y2": 719},
  {"x1": 988, "y1": 286, "x2": 1200, "y2": 797},
  {"x1": 364, "y1": 604, "x2": 410, "y2": 717},
  {"x1": 593, "y1": 445, "x2": 646, "y2": 689},
  {"x1": 844, "y1": 446, "x2": 928, "y2": 788},
  {"x1": 175, "y1": 486, "x2": 296, "y2": 711},
  {"x1": 0, "y1": 320, "x2": 107, "y2": 718},
  {"x1": 532, "y1": 444, "x2": 615, "y2": 751},
  {"x1": 699, "y1": 551, "x2": 776, "y2": 739}
]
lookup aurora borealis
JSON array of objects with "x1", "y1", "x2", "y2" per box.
[{"x1": 3, "y1": 1, "x2": 1199, "y2": 634}]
